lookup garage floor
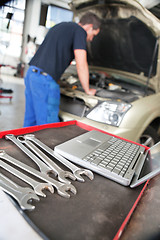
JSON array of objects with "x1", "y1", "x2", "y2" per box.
[{"x1": 0, "y1": 73, "x2": 25, "y2": 132}]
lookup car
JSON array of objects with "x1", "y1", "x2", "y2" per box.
[{"x1": 58, "y1": 0, "x2": 160, "y2": 147}]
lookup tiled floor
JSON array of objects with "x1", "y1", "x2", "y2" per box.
[{"x1": 0, "y1": 73, "x2": 25, "y2": 131}]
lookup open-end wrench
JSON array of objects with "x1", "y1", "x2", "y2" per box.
[
  {"x1": 0, "y1": 160, "x2": 54, "y2": 197},
  {"x1": 0, "y1": 150, "x2": 76, "y2": 198},
  {"x1": 53, "y1": 151, "x2": 94, "y2": 182},
  {"x1": 5, "y1": 134, "x2": 53, "y2": 176},
  {"x1": 0, "y1": 173, "x2": 39, "y2": 211},
  {"x1": 24, "y1": 134, "x2": 94, "y2": 182},
  {"x1": 17, "y1": 136, "x2": 76, "y2": 184}
]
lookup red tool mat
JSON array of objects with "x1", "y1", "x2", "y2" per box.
[{"x1": 0, "y1": 122, "x2": 148, "y2": 240}]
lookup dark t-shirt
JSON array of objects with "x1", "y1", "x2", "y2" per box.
[{"x1": 29, "y1": 22, "x2": 87, "y2": 81}]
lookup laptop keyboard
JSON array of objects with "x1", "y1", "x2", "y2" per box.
[{"x1": 83, "y1": 137, "x2": 140, "y2": 178}]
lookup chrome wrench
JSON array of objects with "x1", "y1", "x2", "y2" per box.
[
  {"x1": 5, "y1": 134, "x2": 53, "y2": 175},
  {"x1": 0, "y1": 150, "x2": 76, "y2": 198},
  {"x1": 24, "y1": 134, "x2": 94, "y2": 182},
  {"x1": 0, "y1": 173, "x2": 39, "y2": 211},
  {"x1": 53, "y1": 151, "x2": 94, "y2": 182},
  {"x1": 0, "y1": 160, "x2": 54, "y2": 197},
  {"x1": 17, "y1": 136, "x2": 76, "y2": 184}
]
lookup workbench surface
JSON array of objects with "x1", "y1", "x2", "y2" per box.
[{"x1": 0, "y1": 121, "x2": 159, "y2": 240}]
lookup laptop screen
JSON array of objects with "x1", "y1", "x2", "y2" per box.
[{"x1": 131, "y1": 142, "x2": 160, "y2": 187}]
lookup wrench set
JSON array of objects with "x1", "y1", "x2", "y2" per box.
[{"x1": 0, "y1": 134, "x2": 94, "y2": 211}]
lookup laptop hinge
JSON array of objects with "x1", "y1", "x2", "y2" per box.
[
  {"x1": 123, "y1": 151, "x2": 145, "y2": 181},
  {"x1": 130, "y1": 151, "x2": 146, "y2": 185}
]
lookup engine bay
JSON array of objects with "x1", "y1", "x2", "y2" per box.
[{"x1": 60, "y1": 70, "x2": 154, "y2": 103}]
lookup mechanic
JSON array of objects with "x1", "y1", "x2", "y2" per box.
[{"x1": 23, "y1": 12, "x2": 101, "y2": 127}]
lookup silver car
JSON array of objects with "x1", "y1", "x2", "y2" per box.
[{"x1": 59, "y1": 0, "x2": 160, "y2": 147}]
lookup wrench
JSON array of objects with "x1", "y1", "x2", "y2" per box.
[
  {"x1": 0, "y1": 173, "x2": 39, "y2": 211},
  {"x1": 0, "y1": 150, "x2": 76, "y2": 198},
  {"x1": 17, "y1": 136, "x2": 76, "y2": 184},
  {"x1": 5, "y1": 134, "x2": 53, "y2": 176},
  {"x1": 24, "y1": 134, "x2": 94, "y2": 182},
  {"x1": 53, "y1": 151, "x2": 94, "y2": 182},
  {"x1": 0, "y1": 160, "x2": 54, "y2": 197}
]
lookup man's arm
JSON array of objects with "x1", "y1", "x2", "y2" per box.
[{"x1": 74, "y1": 49, "x2": 96, "y2": 95}]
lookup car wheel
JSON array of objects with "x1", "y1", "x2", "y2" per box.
[{"x1": 139, "y1": 126, "x2": 159, "y2": 147}]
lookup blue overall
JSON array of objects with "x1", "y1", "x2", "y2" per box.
[{"x1": 23, "y1": 66, "x2": 60, "y2": 127}]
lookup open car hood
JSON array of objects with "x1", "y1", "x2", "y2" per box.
[{"x1": 69, "y1": 0, "x2": 160, "y2": 80}]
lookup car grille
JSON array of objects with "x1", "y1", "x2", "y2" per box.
[{"x1": 60, "y1": 94, "x2": 87, "y2": 117}]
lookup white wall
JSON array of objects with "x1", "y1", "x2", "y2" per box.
[
  {"x1": 21, "y1": 0, "x2": 41, "y2": 63},
  {"x1": 21, "y1": 0, "x2": 71, "y2": 63},
  {"x1": 139, "y1": 0, "x2": 160, "y2": 9}
]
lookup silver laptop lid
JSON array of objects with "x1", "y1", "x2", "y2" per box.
[{"x1": 130, "y1": 141, "x2": 160, "y2": 187}]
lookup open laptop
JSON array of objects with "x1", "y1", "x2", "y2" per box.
[{"x1": 54, "y1": 130, "x2": 160, "y2": 187}]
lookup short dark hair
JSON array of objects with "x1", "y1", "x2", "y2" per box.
[{"x1": 79, "y1": 12, "x2": 101, "y2": 30}]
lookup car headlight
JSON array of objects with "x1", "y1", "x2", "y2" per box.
[{"x1": 86, "y1": 101, "x2": 132, "y2": 127}]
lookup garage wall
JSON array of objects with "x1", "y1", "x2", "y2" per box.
[
  {"x1": 0, "y1": 0, "x2": 71, "y2": 75},
  {"x1": 21, "y1": 0, "x2": 71, "y2": 64}
]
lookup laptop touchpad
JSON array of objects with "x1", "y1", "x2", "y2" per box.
[{"x1": 82, "y1": 138, "x2": 101, "y2": 147}]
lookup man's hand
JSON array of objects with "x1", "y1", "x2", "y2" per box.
[{"x1": 85, "y1": 88, "x2": 97, "y2": 96}]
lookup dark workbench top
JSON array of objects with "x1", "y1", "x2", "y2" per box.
[{"x1": 121, "y1": 174, "x2": 160, "y2": 240}]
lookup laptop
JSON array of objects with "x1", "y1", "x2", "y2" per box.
[{"x1": 54, "y1": 130, "x2": 160, "y2": 187}]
